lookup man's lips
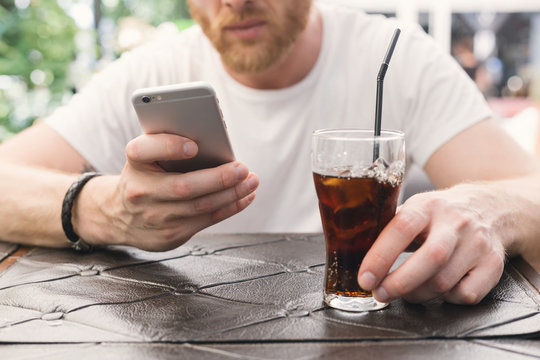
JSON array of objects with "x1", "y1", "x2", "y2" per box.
[{"x1": 224, "y1": 19, "x2": 266, "y2": 40}]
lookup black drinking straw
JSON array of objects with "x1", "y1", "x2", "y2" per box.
[{"x1": 373, "y1": 28, "x2": 401, "y2": 162}]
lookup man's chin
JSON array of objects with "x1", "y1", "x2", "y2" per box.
[
  {"x1": 219, "y1": 47, "x2": 281, "y2": 74},
  {"x1": 222, "y1": 55, "x2": 281, "y2": 74},
  {"x1": 221, "y1": 59, "x2": 269, "y2": 75}
]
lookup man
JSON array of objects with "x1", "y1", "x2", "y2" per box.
[{"x1": 0, "y1": 0, "x2": 539, "y2": 306}]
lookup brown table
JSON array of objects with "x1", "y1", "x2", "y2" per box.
[{"x1": 1, "y1": 233, "x2": 539, "y2": 359}]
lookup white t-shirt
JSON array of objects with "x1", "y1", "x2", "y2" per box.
[{"x1": 45, "y1": 3, "x2": 492, "y2": 233}]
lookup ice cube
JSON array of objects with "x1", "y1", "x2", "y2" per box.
[
  {"x1": 372, "y1": 157, "x2": 390, "y2": 170},
  {"x1": 361, "y1": 157, "x2": 389, "y2": 179},
  {"x1": 322, "y1": 176, "x2": 342, "y2": 187},
  {"x1": 388, "y1": 160, "x2": 404, "y2": 174},
  {"x1": 338, "y1": 169, "x2": 353, "y2": 178},
  {"x1": 387, "y1": 160, "x2": 405, "y2": 186},
  {"x1": 354, "y1": 158, "x2": 405, "y2": 186}
]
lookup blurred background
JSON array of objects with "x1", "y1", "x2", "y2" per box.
[
  {"x1": 0, "y1": 0, "x2": 194, "y2": 139},
  {"x1": 1, "y1": 0, "x2": 540, "y2": 154}
]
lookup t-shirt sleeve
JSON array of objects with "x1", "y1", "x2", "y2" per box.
[{"x1": 389, "y1": 25, "x2": 493, "y2": 168}]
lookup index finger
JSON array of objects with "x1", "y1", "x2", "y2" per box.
[
  {"x1": 357, "y1": 206, "x2": 429, "y2": 291},
  {"x1": 154, "y1": 161, "x2": 251, "y2": 201}
]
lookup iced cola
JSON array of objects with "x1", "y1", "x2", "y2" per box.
[
  {"x1": 312, "y1": 129, "x2": 405, "y2": 311},
  {"x1": 313, "y1": 171, "x2": 402, "y2": 297}
]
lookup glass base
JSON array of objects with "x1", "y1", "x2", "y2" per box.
[{"x1": 324, "y1": 292, "x2": 389, "y2": 312}]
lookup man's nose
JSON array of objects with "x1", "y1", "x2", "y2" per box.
[{"x1": 222, "y1": 0, "x2": 254, "y2": 12}]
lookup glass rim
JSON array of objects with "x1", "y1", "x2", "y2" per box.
[{"x1": 313, "y1": 128, "x2": 404, "y2": 141}]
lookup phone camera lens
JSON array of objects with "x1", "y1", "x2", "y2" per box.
[{"x1": 142, "y1": 96, "x2": 151, "y2": 103}]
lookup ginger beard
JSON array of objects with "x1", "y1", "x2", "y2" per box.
[{"x1": 187, "y1": 1, "x2": 312, "y2": 74}]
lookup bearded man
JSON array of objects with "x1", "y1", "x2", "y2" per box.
[{"x1": 0, "y1": 0, "x2": 539, "y2": 306}]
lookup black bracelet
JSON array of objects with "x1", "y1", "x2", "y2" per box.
[{"x1": 61, "y1": 172, "x2": 102, "y2": 252}]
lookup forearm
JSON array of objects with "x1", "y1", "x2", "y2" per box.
[
  {"x1": 449, "y1": 173, "x2": 540, "y2": 269},
  {"x1": 0, "y1": 163, "x2": 76, "y2": 248},
  {"x1": 488, "y1": 173, "x2": 540, "y2": 270},
  {"x1": 0, "y1": 126, "x2": 258, "y2": 252}
]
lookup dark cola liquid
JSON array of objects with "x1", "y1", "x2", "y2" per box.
[{"x1": 313, "y1": 173, "x2": 401, "y2": 297}]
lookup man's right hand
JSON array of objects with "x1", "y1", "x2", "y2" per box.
[{"x1": 75, "y1": 133, "x2": 259, "y2": 251}]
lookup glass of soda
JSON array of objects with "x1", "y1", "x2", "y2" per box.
[{"x1": 312, "y1": 129, "x2": 405, "y2": 312}]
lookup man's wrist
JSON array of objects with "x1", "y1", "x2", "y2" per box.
[
  {"x1": 61, "y1": 172, "x2": 102, "y2": 252},
  {"x1": 71, "y1": 174, "x2": 121, "y2": 248}
]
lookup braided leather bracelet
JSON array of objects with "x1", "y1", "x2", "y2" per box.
[{"x1": 61, "y1": 172, "x2": 102, "y2": 252}]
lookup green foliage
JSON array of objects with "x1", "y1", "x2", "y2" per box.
[
  {"x1": 0, "y1": 0, "x2": 192, "y2": 140},
  {"x1": 0, "y1": 0, "x2": 77, "y2": 137},
  {"x1": 174, "y1": 17, "x2": 196, "y2": 32}
]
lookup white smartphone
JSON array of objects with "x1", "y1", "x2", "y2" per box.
[{"x1": 131, "y1": 81, "x2": 235, "y2": 173}]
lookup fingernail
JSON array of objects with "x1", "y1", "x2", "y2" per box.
[
  {"x1": 373, "y1": 286, "x2": 390, "y2": 303},
  {"x1": 247, "y1": 175, "x2": 258, "y2": 190},
  {"x1": 183, "y1": 142, "x2": 197, "y2": 157},
  {"x1": 358, "y1": 272, "x2": 377, "y2": 290},
  {"x1": 235, "y1": 162, "x2": 247, "y2": 179}
]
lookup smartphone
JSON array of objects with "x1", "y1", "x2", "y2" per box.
[{"x1": 131, "y1": 81, "x2": 235, "y2": 173}]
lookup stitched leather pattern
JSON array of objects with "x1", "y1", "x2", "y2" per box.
[{"x1": 0, "y1": 234, "x2": 539, "y2": 358}]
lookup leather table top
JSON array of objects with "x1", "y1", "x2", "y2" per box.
[{"x1": 0, "y1": 233, "x2": 539, "y2": 359}]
